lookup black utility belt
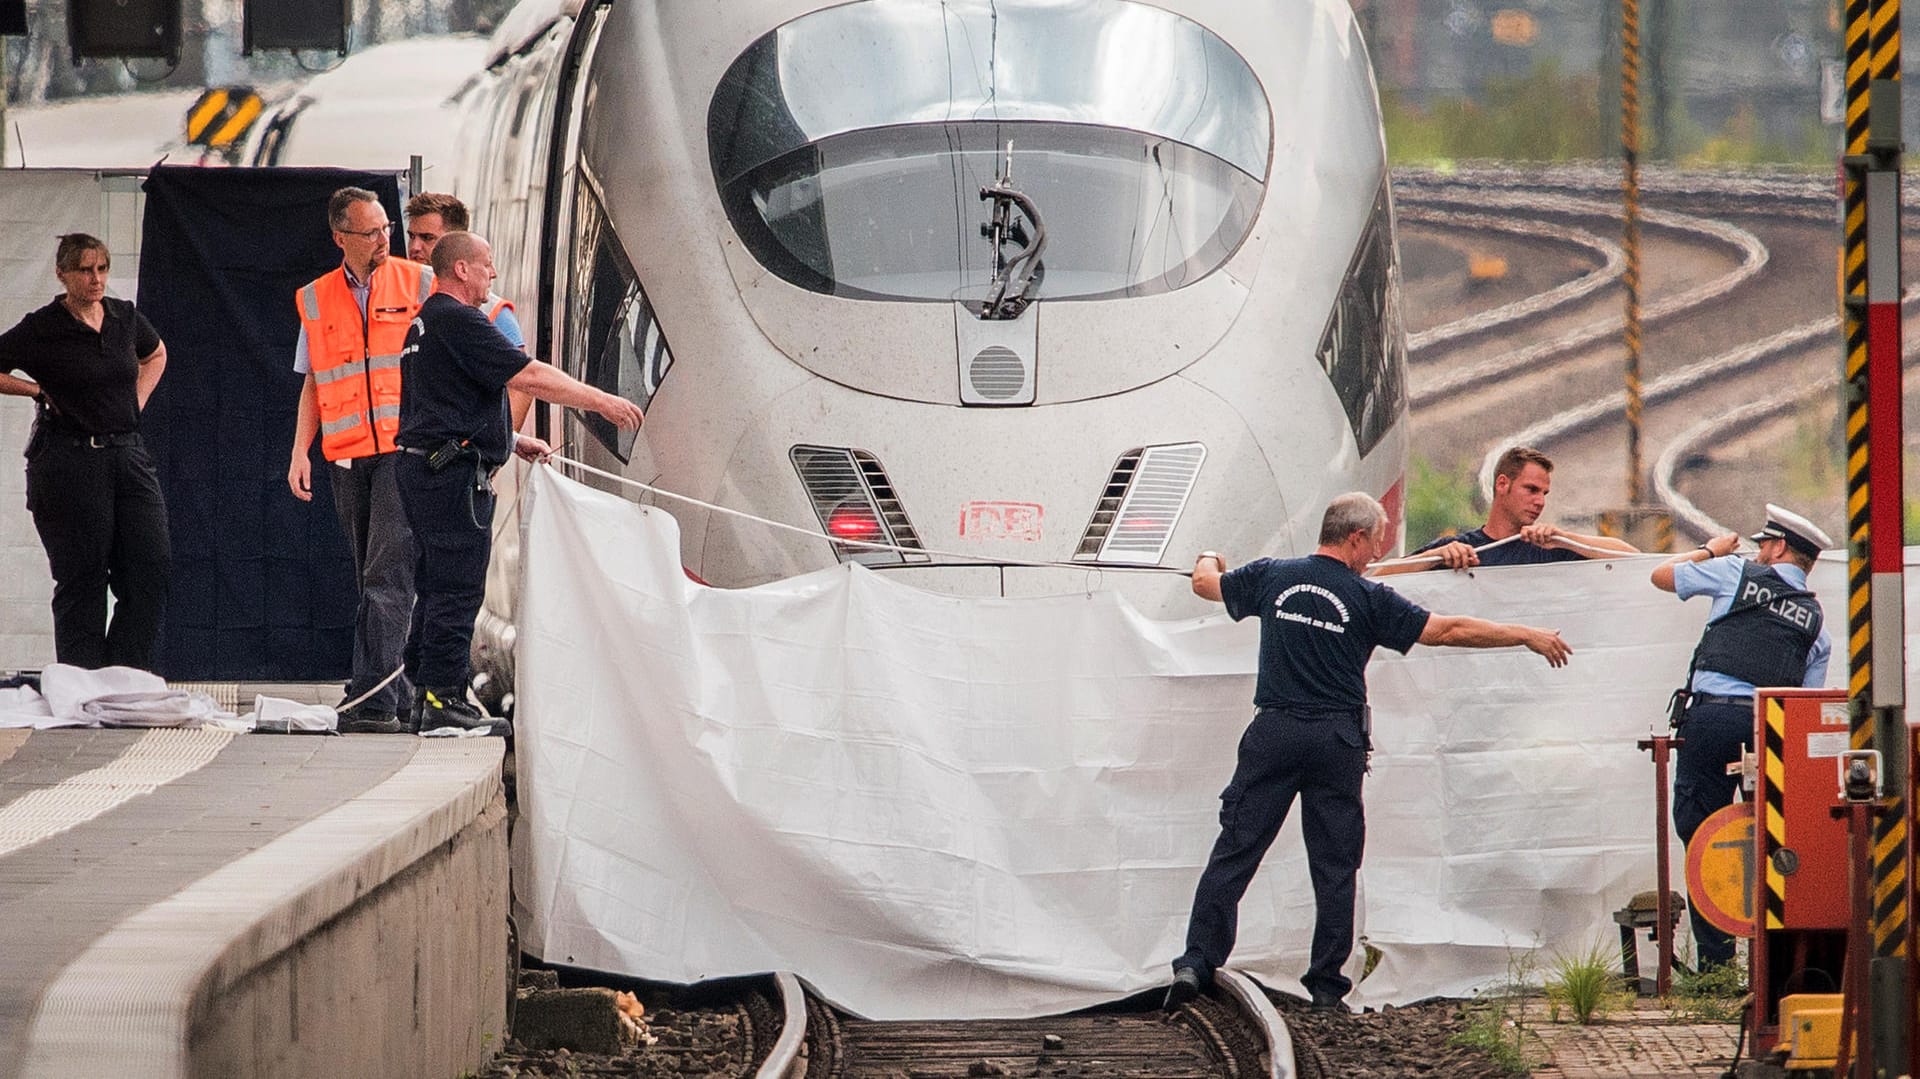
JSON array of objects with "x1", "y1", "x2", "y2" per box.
[
  {"x1": 399, "y1": 441, "x2": 500, "y2": 475},
  {"x1": 1256, "y1": 705, "x2": 1366, "y2": 723},
  {"x1": 1689, "y1": 692, "x2": 1754, "y2": 708},
  {"x1": 37, "y1": 426, "x2": 140, "y2": 449}
]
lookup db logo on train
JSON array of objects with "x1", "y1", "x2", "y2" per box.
[{"x1": 1685, "y1": 801, "x2": 1757, "y2": 937}]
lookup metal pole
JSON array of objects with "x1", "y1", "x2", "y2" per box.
[
  {"x1": 1842, "y1": 0, "x2": 1910, "y2": 1066},
  {"x1": 1620, "y1": 0, "x2": 1644, "y2": 505},
  {"x1": 1638, "y1": 733, "x2": 1680, "y2": 996}
]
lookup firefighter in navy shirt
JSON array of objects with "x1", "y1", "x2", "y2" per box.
[
  {"x1": 1165, "y1": 493, "x2": 1572, "y2": 1012},
  {"x1": 1652, "y1": 503, "x2": 1830, "y2": 969},
  {"x1": 396, "y1": 231, "x2": 642, "y2": 734},
  {"x1": 1374, "y1": 446, "x2": 1637, "y2": 575}
]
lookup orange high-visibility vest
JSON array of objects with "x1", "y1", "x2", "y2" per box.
[
  {"x1": 483, "y1": 293, "x2": 514, "y2": 326},
  {"x1": 297, "y1": 258, "x2": 434, "y2": 461}
]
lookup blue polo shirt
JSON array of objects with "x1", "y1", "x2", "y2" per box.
[{"x1": 1220, "y1": 554, "x2": 1432, "y2": 715}]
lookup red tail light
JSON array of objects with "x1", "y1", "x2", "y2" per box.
[{"x1": 827, "y1": 503, "x2": 885, "y2": 543}]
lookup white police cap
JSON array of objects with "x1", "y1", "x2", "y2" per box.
[{"x1": 1750, "y1": 503, "x2": 1832, "y2": 558}]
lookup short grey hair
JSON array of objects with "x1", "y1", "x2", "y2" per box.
[
  {"x1": 327, "y1": 186, "x2": 380, "y2": 231},
  {"x1": 1318, "y1": 492, "x2": 1387, "y2": 545},
  {"x1": 430, "y1": 230, "x2": 488, "y2": 278}
]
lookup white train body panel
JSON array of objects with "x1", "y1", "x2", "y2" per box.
[{"x1": 250, "y1": 0, "x2": 1411, "y2": 630}]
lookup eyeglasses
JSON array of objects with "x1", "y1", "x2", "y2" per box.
[{"x1": 338, "y1": 222, "x2": 392, "y2": 241}]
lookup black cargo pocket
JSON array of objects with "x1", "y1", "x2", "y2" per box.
[{"x1": 1218, "y1": 786, "x2": 1244, "y2": 838}]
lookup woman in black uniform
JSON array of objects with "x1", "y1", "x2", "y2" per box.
[{"x1": 0, "y1": 233, "x2": 170, "y2": 670}]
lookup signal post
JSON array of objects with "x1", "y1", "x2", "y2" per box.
[{"x1": 1839, "y1": 0, "x2": 1910, "y2": 1071}]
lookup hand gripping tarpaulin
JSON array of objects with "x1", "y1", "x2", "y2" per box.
[{"x1": 513, "y1": 467, "x2": 1862, "y2": 1018}]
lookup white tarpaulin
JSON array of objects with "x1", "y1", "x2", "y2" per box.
[{"x1": 514, "y1": 466, "x2": 1871, "y2": 1018}]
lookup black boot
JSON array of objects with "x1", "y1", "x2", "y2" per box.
[
  {"x1": 336, "y1": 703, "x2": 404, "y2": 735},
  {"x1": 417, "y1": 685, "x2": 511, "y2": 737}
]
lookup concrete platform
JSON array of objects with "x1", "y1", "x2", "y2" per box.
[{"x1": 0, "y1": 729, "x2": 507, "y2": 1079}]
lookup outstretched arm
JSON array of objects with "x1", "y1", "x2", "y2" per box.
[
  {"x1": 1419, "y1": 614, "x2": 1571, "y2": 667},
  {"x1": 507, "y1": 361, "x2": 643, "y2": 430},
  {"x1": 1651, "y1": 532, "x2": 1738, "y2": 593},
  {"x1": 1370, "y1": 539, "x2": 1476, "y2": 576},
  {"x1": 1519, "y1": 523, "x2": 1638, "y2": 558}
]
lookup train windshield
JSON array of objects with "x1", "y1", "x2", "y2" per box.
[{"x1": 707, "y1": 0, "x2": 1270, "y2": 305}]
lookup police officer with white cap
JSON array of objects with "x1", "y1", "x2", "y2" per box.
[{"x1": 1652, "y1": 503, "x2": 1832, "y2": 969}]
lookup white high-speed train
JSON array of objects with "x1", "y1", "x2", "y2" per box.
[{"x1": 258, "y1": 0, "x2": 1410, "y2": 680}]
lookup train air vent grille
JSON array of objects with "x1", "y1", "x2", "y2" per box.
[
  {"x1": 1075, "y1": 443, "x2": 1206, "y2": 565},
  {"x1": 968, "y1": 346, "x2": 1028, "y2": 402},
  {"x1": 790, "y1": 445, "x2": 926, "y2": 566}
]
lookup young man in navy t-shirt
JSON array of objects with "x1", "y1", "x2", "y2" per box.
[
  {"x1": 1374, "y1": 446, "x2": 1637, "y2": 575},
  {"x1": 1164, "y1": 493, "x2": 1572, "y2": 1012}
]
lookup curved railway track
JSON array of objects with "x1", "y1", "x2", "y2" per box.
[
  {"x1": 1393, "y1": 166, "x2": 1920, "y2": 540},
  {"x1": 738, "y1": 969, "x2": 1294, "y2": 1078}
]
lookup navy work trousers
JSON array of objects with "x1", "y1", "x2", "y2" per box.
[
  {"x1": 1176, "y1": 708, "x2": 1369, "y2": 999},
  {"x1": 25, "y1": 431, "x2": 170, "y2": 670},
  {"x1": 330, "y1": 451, "x2": 415, "y2": 713},
  {"x1": 397, "y1": 452, "x2": 492, "y2": 693},
  {"x1": 1672, "y1": 697, "x2": 1752, "y2": 969}
]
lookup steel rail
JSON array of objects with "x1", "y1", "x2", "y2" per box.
[
  {"x1": 1400, "y1": 189, "x2": 1767, "y2": 405},
  {"x1": 1399, "y1": 207, "x2": 1625, "y2": 354}
]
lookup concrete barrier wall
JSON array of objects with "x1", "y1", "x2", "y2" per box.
[{"x1": 191, "y1": 797, "x2": 509, "y2": 1079}]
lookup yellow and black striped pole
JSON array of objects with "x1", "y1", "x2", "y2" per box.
[
  {"x1": 1841, "y1": 0, "x2": 1909, "y2": 1067},
  {"x1": 1621, "y1": 0, "x2": 1644, "y2": 505}
]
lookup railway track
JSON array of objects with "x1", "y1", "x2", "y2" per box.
[
  {"x1": 1392, "y1": 166, "x2": 1920, "y2": 536},
  {"x1": 735, "y1": 969, "x2": 1294, "y2": 1078}
]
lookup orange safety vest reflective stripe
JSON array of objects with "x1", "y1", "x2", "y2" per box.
[
  {"x1": 297, "y1": 258, "x2": 434, "y2": 461},
  {"x1": 484, "y1": 293, "x2": 515, "y2": 325}
]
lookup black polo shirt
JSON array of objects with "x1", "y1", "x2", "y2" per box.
[
  {"x1": 1220, "y1": 554, "x2": 1432, "y2": 715},
  {"x1": 0, "y1": 296, "x2": 161, "y2": 435},
  {"x1": 397, "y1": 293, "x2": 530, "y2": 467}
]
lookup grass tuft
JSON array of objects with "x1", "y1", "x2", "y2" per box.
[{"x1": 1544, "y1": 942, "x2": 1628, "y2": 1025}]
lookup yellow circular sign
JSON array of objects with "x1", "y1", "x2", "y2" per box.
[{"x1": 1684, "y1": 802, "x2": 1756, "y2": 938}]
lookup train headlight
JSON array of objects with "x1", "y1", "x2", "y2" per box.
[
  {"x1": 827, "y1": 503, "x2": 886, "y2": 545},
  {"x1": 791, "y1": 446, "x2": 927, "y2": 567}
]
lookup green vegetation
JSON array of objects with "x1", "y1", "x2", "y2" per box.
[
  {"x1": 1669, "y1": 957, "x2": 1748, "y2": 1022},
  {"x1": 1543, "y1": 942, "x2": 1629, "y2": 1025},
  {"x1": 1448, "y1": 949, "x2": 1543, "y2": 1075},
  {"x1": 1450, "y1": 1004, "x2": 1536, "y2": 1075},
  {"x1": 1382, "y1": 59, "x2": 1834, "y2": 168},
  {"x1": 1383, "y1": 62, "x2": 1606, "y2": 165},
  {"x1": 1403, "y1": 454, "x2": 1481, "y2": 550},
  {"x1": 1674, "y1": 106, "x2": 1835, "y2": 169}
]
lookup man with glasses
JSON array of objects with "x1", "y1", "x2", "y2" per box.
[
  {"x1": 1652, "y1": 504, "x2": 1831, "y2": 970},
  {"x1": 286, "y1": 187, "x2": 435, "y2": 733}
]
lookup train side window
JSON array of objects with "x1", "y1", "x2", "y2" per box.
[
  {"x1": 1314, "y1": 181, "x2": 1407, "y2": 457},
  {"x1": 568, "y1": 176, "x2": 674, "y2": 462}
]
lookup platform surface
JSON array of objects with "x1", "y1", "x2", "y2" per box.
[{"x1": 0, "y1": 729, "x2": 498, "y2": 1079}]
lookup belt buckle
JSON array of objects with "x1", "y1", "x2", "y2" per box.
[{"x1": 86, "y1": 434, "x2": 110, "y2": 449}]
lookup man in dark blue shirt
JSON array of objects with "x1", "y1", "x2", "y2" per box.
[
  {"x1": 397, "y1": 231, "x2": 643, "y2": 734},
  {"x1": 1165, "y1": 493, "x2": 1572, "y2": 1012},
  {"x1": 1375, "y1": 446, "x2": 1637, "y2": 575}
]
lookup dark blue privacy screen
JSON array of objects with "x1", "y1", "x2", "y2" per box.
[{"x1": 138, "y1": 165, "x2": 405, "y2": 680}]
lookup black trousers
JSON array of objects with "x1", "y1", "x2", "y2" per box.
[
  {"x1": 1672, "y1": 697, "x2": 1752, "y2": 968},
  {"x1": 396, "y1": 452, "x2": 492, "y2": 693},
  {"x1": 1176, "y1": 708, "x2": 1369, "y2": 999},
  {"x1": 330, "y1": 452, "x2": 415, "y2": 713},
  {"x1": 24, "y1": 431, "x2": 170, "y2": 670}
]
